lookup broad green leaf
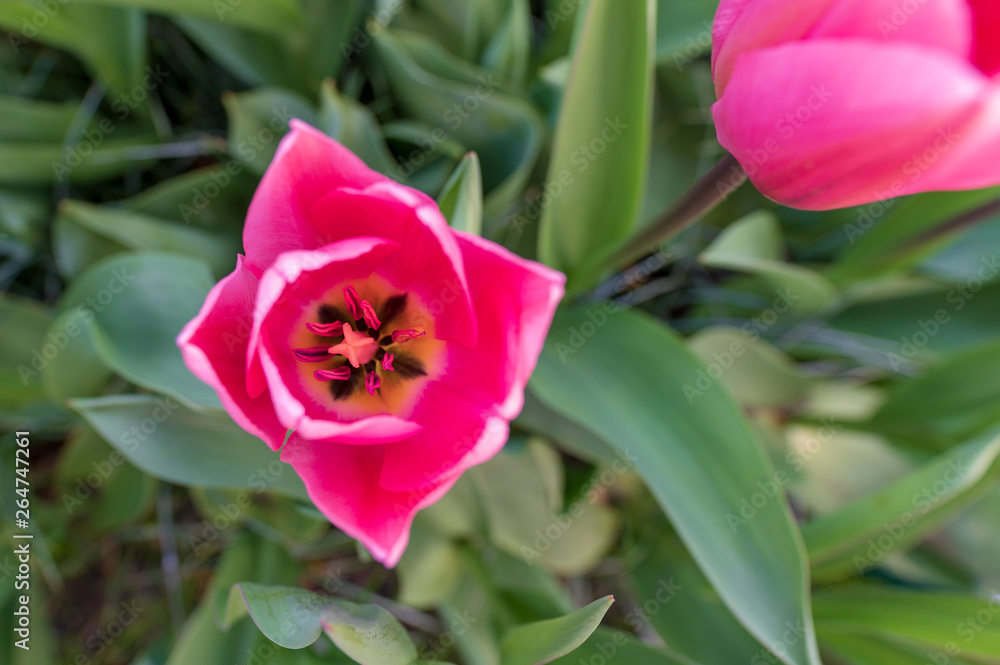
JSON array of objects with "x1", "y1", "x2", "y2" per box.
[
  {"x1": 700, "y1": 213, "x2": 838, "y2": 315},
  {"x1": 319, "y1": 80, "x2": 398, "y2": 177},
  {"x1": 373, "y1": 29, "x2": 544, "y2": 216},
  {"x1": 40, "y1": 308, "x2": 113, "y2": 402},
  {"x1": 0, "y1": 135, "x2": 158, "y2": 185},
  {"x1": 166, "y1": 534, "x2": 300, "y2": 665},
  {"x1": 0, "y1": 3, "x2": 146, "y2": 94},
  {"x1": 124, "y1": 165, "x2": 253, "y2": 227},
  {"x1": 0, "y1": 96, "x2": 77, "y2": 142},
  {"x1": 471, "y1": 440, "x2": 618, "y2": 576},
  {"x1": 538, "y1": 0, "x2": 655, "y2": 290},
  {"x1": 631, "y1": 533, "x2": 776, "y2": 664},
  {"x1": 871, "y1": 340, "x2": 1000, "y2": 449},
  {"x1": 74, "y1": 0, "x2": 305, "y2": 38},
  {"x1": 437, "y1": 152, "x2": 484, "y2": 235},
  {"x1": 688, "y1": 327, "x2": 812, "y2": 408},
  {"x1": 70, "y1": 394, "x2": 308, "y2": 501},
  {"x1": 500, "y1": 596, "x2": 613, "y2": 665},
  {"x1": 802, "y1": 429, "x2": 1000, "y2": 582},
  {"x1": 812, "y1": 588, "x2": 1000, "y2": 664},
  {"x1": 224, "y1": 88, "x2": 316, "y2": 173},
  {"x1": 57, "y1": 251, "x2": 221, "y2": 408},
  {"x1": 549, "y1": 628, "x2": 700, "y2": 665},
  {"x1": 530, "y1": 306, "x2": 820, "y2": 665},
  {"x1": 225, "y1": 583, "x2": 419, "y2": 665},
  {"x1": 0, "y1": 188, "x2": 48, "y2": 248},
  {"x1": 57, "y1": 200, "x2": 239, "y2": 279},
  {"x1": 224, "y1": 584, "x2": 334, "y2": 649}
]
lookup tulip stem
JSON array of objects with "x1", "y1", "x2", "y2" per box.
[
  {"x1": 601, "y1": 152, "x2": 746, "y2": 274},
  {"x1": 902, "y1": 196, "x2": 1000, "y2": 252}
]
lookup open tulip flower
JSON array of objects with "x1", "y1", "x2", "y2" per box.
[
  {"x1": 712, "y1": 0, "x2": 1000, "y2": 210},
  {"x1": 177, "y1": 121, "x2": 565, "y2": 566}
]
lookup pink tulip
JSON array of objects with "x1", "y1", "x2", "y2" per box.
[
  {"x1": 711, "y1": 0, "x2": 1000, "y2": 210},
  {"x1": 177, "y1": 121, "x2": 565, "y2": 566}
]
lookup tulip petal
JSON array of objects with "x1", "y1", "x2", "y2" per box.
[
  {"x1": 310, "y1": 184, "x2": 478, "y2": 346},
  {"x1": 714, "y1": 40, "x2": 986, "y2": 210},
  {"x1": 968, "y1": 0, "x2": 1000, "y2": 74},
  {"x1": 713, "y1": 0, "x2": 973, "y2": 94},
  {"x1": 242, "y1": 120, "x2": 385, "y2": 272},
  {"x1": 377, "y1": 233, "x2": 564, "y2": 492},
  {"x1": 281, "y1": 435, "x2": 457, "y2": 567},
  {"x1": 176, "y1": 256, "x2": 287, "y2": 450},
  {"x1": 446, "y1": 231, "x2": 566, "y2": 420},
  {"x1": 378, "y1": 381, "x2": 510, "y2": 491}
]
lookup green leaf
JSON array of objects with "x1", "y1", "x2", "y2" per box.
[
  {"x1": 57, "y1": 251, "x2": 221, "y2": 408},
  {"x1": 319, "y1": 80, "x2": 398, "y2": 177},
  {"x1": 802, "y1": 429, "x2": 1000, "y2": 582},
  {"x1": 70, "y1": 394, "x2": 308, "y2": 500},
  {"x1": 373, "y1": 29, "x2": 544, "y2": 216},
  {"x1": 166, "y1": 534, "x2": 300, "y2": 665},
  {"x1": 0, "y1": 96, "x2": 77, "y2": 143},
  {"x1": 0, "y1": 135, "x2": 158, "y2": 185},
  {"x1": 471, "y1": 440, "x2": 618, "y2": 576},
  {"x1": 688, "y1": 326, "x2": 812, "y2": 408},
  {"x1": 74, "y1": 0, "x2": 305, "y2": 38},
  {"x1": 549, "y1": 628, "x2": 700, "y2": 665},
  {"x1": 655, "y1": 0, "x2": 715, "y2": 65},
  {"x1": 0, "y1": 3, "x2": 146, "y2": 94},
  {"x1": 225, "y1": 584, "x2": 419, "y2": 665},
  {"x1": 437, "y1": 152, "x2": 484, "y2": 235},
  {"x1": 530, "y1": 305, "x2": 821, "y2": 665},
  {"x1": 831, "y1": 188, "x2": 1000, "y2": 284},
  {"x1": 812, "y1": 588, "x2": 1000, "y2": 663},
  {"x1": 57, "y1": 200, "x2": 240, "y2": 279},
  {"x1": 224, "y1": 88, "x2": 316, "y2": 173},
  {"x1": 631, "y1": 533, "x2": 776, "y2": 664},
  {"x1": 224, "y1": 584, "x2": 334, "y2": 650},
  {"x1": 700, "y1": 212, "x2": 838, "y2": 315},
  {"x1": 0, "y1": 295, "x2": 53, "y2": 407},
  {"x1": 40, "y1": 308, "x2": 113, "y2": 402},
  {"x1": 500, "y1": 596, "x2": 613, "y2": 665},
  {"x1": 480, "y1": 0, "x2": 531, "y2": 86},
  {"x1": 538, "y1": 0, "x2": 655, "y2": 290},
  {"x1": 871, "y1": 339, "x2": 1000, "y2": 450},
  {"x1": 818, "y1": 630, "x2": 979, "y2": 665}
]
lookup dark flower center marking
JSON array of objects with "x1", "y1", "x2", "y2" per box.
[{"x1": 294, "y1": 287, "x2": 427, "y2": 401}]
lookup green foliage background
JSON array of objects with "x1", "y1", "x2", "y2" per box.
[{"x1": 1, "y1": 1, "x2": 1000, "y2": 664}]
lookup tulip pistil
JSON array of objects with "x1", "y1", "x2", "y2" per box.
[{"x1": 293, "y1": 286, "x2": 427, "y2": 401}]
